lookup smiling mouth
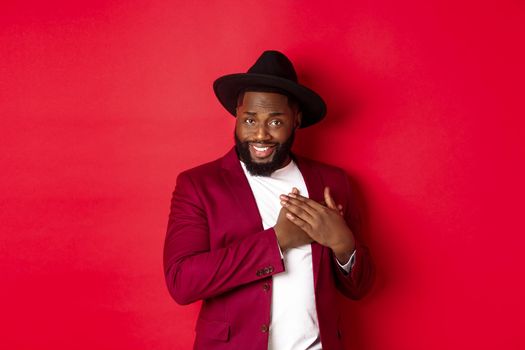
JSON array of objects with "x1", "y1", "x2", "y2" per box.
[{"x1": 249, "y1": 143, "x2": 277, "y2": 160}]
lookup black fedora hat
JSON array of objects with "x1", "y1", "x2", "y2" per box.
[{"x1": 213, "y1": 50, "x2": 326, "y2": 128}]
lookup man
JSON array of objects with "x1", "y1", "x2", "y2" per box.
[{"x1": 163, "y1": 50, "x2": 374, "y2": 350}]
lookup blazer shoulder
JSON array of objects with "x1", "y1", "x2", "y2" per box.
[
  {"x1": 180, "y1": 158, "x2": 221, "y2": 176},
  {"x1": 176, "y1": 157, "x2": 223, "y2": 185},
  {"x1": 176, "y1": 148, "x2": 238, "y2": 186}
]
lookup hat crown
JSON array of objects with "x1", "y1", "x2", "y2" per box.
[{"x1": 247, "y1": 50, "x2": 298, "y2": 82}]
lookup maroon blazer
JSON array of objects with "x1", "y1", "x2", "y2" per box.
[{"x1": 164, "y1": 147, "x2": 374, "y2": 350}]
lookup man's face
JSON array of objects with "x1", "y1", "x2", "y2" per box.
[{"x1": 235, "y1": 91, "x2": 301, "y2": 176}]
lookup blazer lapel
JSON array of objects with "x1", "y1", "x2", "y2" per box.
[
  {"x1": 295, "y1": 156, "x2": 325, "y2": 290},
  {"x1": 220, "y1": 147, "x2": 264, "y2": 232}
]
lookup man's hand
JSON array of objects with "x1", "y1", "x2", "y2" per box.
[
  {"x1": 274, "y1": 188, "x2": 313, "y2": 251},
  {"x1": 280, "y1": 187, "x2": 355, "y2": 263}
]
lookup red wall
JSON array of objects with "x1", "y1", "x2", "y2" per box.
[{"x1": 2, "y1": 1, "x2": 524, "y2": 349}]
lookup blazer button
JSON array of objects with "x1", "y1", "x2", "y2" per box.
[
  {"x1": 260, "y1": 324, "x2": 268, "y2": 333},
  {"x1": 262, "y1": 283, "x2": 270, "y2": 292},
  {"x1": 268, "y1": 266, "x2": 274, "y2": 273}
]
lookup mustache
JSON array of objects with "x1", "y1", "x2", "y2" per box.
[{"x1": 242, "y1": 141, "x2": 279, "y2": 146}]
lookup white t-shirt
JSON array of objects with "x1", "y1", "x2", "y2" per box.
[{"x1": 241, "y1": 160, "x2": 322, "y2": 350}]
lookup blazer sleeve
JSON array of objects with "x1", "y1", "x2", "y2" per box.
[
  {"x1": 331, "y1": 169, "x2": 375, "y2": 300},
  {"x1": 163, "y1": 171, "x2": 285, "y2": 305}
]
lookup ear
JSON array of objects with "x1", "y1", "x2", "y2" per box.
[{"x1": 295, "y1": 111, "x2": 303, "y2": 129}]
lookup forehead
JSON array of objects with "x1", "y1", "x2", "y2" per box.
[{"x1": 239, "y1": 91, "x2": 291, "y2": 111}]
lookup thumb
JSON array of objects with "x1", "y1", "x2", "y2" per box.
[{"x1": 324, "y1": 187, "x2": 337, "y2": 209}]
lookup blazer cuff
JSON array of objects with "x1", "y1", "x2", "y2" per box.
[{"x1": 335, "y1": 249, "x2": 356, "y2": 273}]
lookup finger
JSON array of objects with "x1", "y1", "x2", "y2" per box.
[
  {"x1": 285, "y1": 211, "x2": 312, "y2": 232},
  {"x1": 287, "y1": 192, "x2": 326, "y2": 212},
  {"x1": 324, "y1": 187, "x2": 338, "y2": 210},
  {"x1": 281, "y1": 195, "x2": 319, "y2": 216},
  {"x1": 280, "y1": 187, "x2": 299, "y2": 199},
  {"x1": 281, "y1": 198, "x2": 316, "y2": 220}
]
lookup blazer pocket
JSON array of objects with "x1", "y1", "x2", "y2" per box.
[{"x1": 195, "y1": 318, "x2": 230, "y2": 342}]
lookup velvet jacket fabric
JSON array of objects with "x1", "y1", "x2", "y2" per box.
[{"x1": 163, "y1": 147, "x2": 374, "y2": 350}]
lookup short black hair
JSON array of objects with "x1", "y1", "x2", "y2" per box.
[{"x1": 236, "y1": 87, "x2": 300, "y2": 112}]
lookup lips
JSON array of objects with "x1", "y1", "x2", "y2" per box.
[{"x1": 249, "y1": 143, "x2": 276, "y2": 159}]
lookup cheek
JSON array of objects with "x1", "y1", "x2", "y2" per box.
[
  {"x1": 235, "y1": 124, "x2": 249, "y2": 140},
  {"x1": 272, "y1": 128, "x2": 293, "y2": 143}
]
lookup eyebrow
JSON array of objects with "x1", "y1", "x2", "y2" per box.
[{"x1": 242, "y1": 111, "x2": 285, "y2": 117}]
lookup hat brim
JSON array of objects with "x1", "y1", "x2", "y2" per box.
[{"x1": 213, "y1": 73, "x2": 326, "y2": 128}]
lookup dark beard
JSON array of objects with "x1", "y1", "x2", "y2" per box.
[{"x1": 235, "y1": 131, "x2": 295, "y2": 177}]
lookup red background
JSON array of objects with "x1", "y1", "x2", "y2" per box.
[{"x1": 2, "y1": 1, "x2": 524, "y2": 349}]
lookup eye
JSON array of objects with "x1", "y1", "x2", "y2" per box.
[
  {"x1": 244, "y1": 118, "x2": 256, "y2": 125},
  {"x1": 269, "y1": 119, "x2": 282, "y2": 126}
]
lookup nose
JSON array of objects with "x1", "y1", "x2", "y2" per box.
[{"x1": 254, "y1": 124, "x2": 271, "y2": 142}]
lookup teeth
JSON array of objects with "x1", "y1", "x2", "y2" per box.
[{"x1": 253, "y1": 146, "x2": 269, "y2": 151}]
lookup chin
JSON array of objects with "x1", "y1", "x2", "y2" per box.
[{"x1": 251, "y1": 156, "x2": 274, "y2": 164}]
